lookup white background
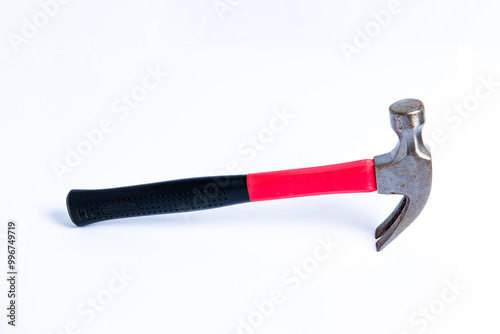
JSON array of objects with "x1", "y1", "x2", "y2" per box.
[{"x1": 0, "y1": 0, "x2": 499, "y2": 333}]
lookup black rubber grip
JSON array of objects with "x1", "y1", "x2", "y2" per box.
[{"x1": 66, "y1": 175, "x2": 250, "y2": 226}]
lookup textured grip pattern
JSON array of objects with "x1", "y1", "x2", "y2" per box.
[{"x1": 67, "y1": 175, "x2": 249, "y2": 226}]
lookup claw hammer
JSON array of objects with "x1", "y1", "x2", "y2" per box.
[{"x1": 67, "y1": 98, "x2": 432, "y2": 251}]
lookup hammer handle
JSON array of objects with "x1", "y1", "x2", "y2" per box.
[
  {"x1": 67, "y1": 176, "x2": 250, "y2": 226},
  {"x1": 67, "y1": 159, "x2": 376, "y2": 226}
]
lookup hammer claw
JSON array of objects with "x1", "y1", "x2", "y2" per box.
[
  {"x1": 375, "y1": 196, "x2": 407, "y2": 239},
  {"x1": 375, "y1": 196, "x2": 410, "y2": 251}
]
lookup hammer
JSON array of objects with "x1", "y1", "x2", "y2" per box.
[{"x1": 66, "y1": 98, "x2": 432, "y2": 251}]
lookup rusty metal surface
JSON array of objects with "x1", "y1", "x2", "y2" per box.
[{"x1": 374, "y1": 99, "x2": 432, "y2": 251}]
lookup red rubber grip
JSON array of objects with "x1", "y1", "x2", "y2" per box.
[{"x1": 247, "y1": 159, "x2": 376, "y2": 202}]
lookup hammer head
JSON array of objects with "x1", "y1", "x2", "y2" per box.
[{"x1": 374, "y1": 99, "x2": 432, "y2": 251}]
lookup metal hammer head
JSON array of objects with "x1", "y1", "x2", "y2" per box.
[{"x1": 374, "y1": 99, "x2": 432, "y2": 251}]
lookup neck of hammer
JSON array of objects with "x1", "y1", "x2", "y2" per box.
[{"x1": 393, "y1": 126, "x2": 430, "y2": 161}]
